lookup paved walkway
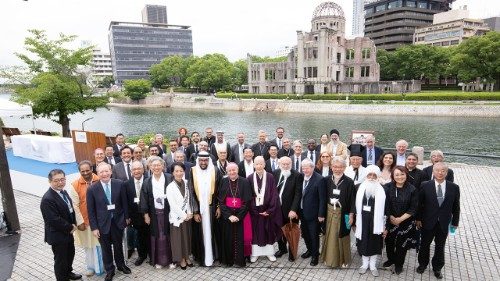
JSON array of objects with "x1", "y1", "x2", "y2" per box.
[{"x1": 7, "y1": 163, "x2": 500, "y2": 280}]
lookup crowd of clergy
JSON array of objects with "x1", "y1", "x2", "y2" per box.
[{"x1": 40, "y1": 127, "x2": 460, "y2": 281}]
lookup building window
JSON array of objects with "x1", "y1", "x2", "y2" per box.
[
  {"x1": 312, "y1": 67, "x2": 318, "y2": 78},
  {"x1": 406, "y1": 0, "x2": 416, "y2": 7},
  {"x1": 337, "y1": 52, "x2": 341, "y2": 63},
  {"x1": 388, "y1": 0, "x2": 402, "y2": 9},
  {"x1": 365, "y1": 8, "x2": 373, "y2": 15},
  {"x1": 346, "y1": 49, "x2": 355, "y2": 60},
  {"x1": 418, "y1": 1, "x2": 427, "y2": 9},
  {"x1": 376, "y1": 4, "x2": 386, "y2": 12},
  {"x1": 336, "y1": 71, "x2": 340, "y2": 81},
  {"x1": 361, "y1": 66, "x2": 370, "y2": 77},
  {"x1": 345, "y1": 67, "x2": 354, "y2": 78},
  {"x1": 362, "y1": 48, "x2": 371, "y2": 59},
  {"x1": 450, "y1": 40, "x2": 459, "y2": 45}
]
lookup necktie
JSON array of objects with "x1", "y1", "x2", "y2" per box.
[
  {"x1": 278, "y1": 139, "x2": 282, "y2": 149},
  {"x1": 271, "y1": 160, "x2": 276, "y2": 171},
  {"x1": 368, "y1": 149, "x2": 373, "y2": 162},
  {"x1": 301, "y1": 180, "x2": 309, "y2": 208},
  {"x1": 303, "y1": 180, "x2": 309, "y2": 190},
  {"x1": 295, "y1": 157, "x2": 299, "y2": 171},
  {"x1": 354, "y1": 168, "x2": 359, "y2": 181},
  {"x1": 126, "y1": 163, "x2": 131, "y2": 179},
  {"x1": 108, "y1": 157, "x2": 113, "y2": 164},
  {"x1": 277, "y1": 175, "x2": 284, "y2": 191},
  {"x1": 437, "y1": 184, "x2": 444, "y2": 206},
  {"x1": 105, "y1": 183, "x2": 112, "y2": 204},
  {"x1": 135, "y1": 180, "x2": 141, "y2": 199},
  {"x1": 195, "y1": 144, "x2": 198, "y2": 153},
  {"x1": 61, "y1": 191, "x2": 73, "y2": 213}
]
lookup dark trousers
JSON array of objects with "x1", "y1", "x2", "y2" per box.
[
  {"x1": 51, "y1": 238, "x2": 75, "y2": 281},
  {"x1": 99, "y1": 222, "x2": 125, "y2": 273},
  {"x1": 299, "y1": 210, "x2": 320, "y2": 257},
  {"x1": 131, "y1": 224, "x2": 150, "y2": 259},
  {"x1": 385, "y1": 233, "x2": 408, "y2": 267},
  {"x1": 418, "y1": 222, "x2": 448, "y2": 271}
]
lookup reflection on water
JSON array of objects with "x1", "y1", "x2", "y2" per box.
[{"x1": 2, "y1": 94, "x2": 499, "y2": 166}]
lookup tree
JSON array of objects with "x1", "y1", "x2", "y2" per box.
[
  {"x1": 232, "y1": 59, "x2": 248, "y2": 89},
  {"x1": 448, "y1": 31, "x2": 500, "y2": 86},
  {"x1": 249, "y1": 55, "x2": 288, "y2": 63},
  {"x1": 185, "y1": 54, "x2": 234, "y2": 92},
  {"x1": 3, "y1": 30, "x2": 108, "y2": 137},
  {"x1": 123, "y1": 79, "x2": 151, "y2": 101},
  {"x1": 149, "y1": 55, "x2": 191, "y2": 88},
  {"x1": 98, "y1": 75, "x2": 115, "y2": 89}
]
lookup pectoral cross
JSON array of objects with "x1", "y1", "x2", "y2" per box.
[{"x1": 232, "y1": 198, "x2": 237, "y2": 207}]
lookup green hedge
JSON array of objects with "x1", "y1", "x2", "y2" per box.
[{"x1": 216, "y1": 91, "x2": 500, "y2": 101}]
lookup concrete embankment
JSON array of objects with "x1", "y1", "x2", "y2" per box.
[{"x1": 109, "y1": 94, "x2": 500, "y2": 117}]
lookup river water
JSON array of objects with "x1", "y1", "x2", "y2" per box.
[{"x1": 1, "y1": 94, "x2": 499, "y2": 166}]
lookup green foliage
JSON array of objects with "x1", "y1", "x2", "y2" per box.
[
  {"x1": 250, "y1": 55, "x2": 288, "y2": 63},
  {"x1": 185, "y1": 54, "x2": 234, "y2": 92},
  {"x1": 216, "y1": 91, "x2": 500, "y2": 101},
  {"x1": 149, "y1": 55, "x2": 191, "y2": 88},
  {"x1": 232, "y1": 59, "x2": 248, "y2": 87},
  {"x1": 126, "y1": 133, "x2": 158, "y2": 145},
  {"x1": 123, "y1": 79, "x2": 151, "y2": 101},
  {"x1": 98, "y1": 75, "x2": 115, "y2": 88},
  {"x1": 6, "y1": 29, "x2": 108, "y2": 137},
  {"x1": 448, "y1": 31, "x2": 500, "y2": 83},
  {"x1": 378, "y1": 45, "x2": 451, "y2": 80}
]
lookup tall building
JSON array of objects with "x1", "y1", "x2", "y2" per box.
[
  {"x1": 142, "y1": 5, "x2": 168, "y2": 24},
  {"x1": 484, "y1": 17, "x2": 500, "y2": 32},
  {"x1": 248, "y1": 2, "x2": 384, "y2": 95},
  {"x1": 90, "y1": 48, "x2": 113, "y2": 86},
  {"x1": 414, "y1": 7, "x2": 490, "y2": 47},
  {"x1": 364, "y1": 0, "x2": 456, "y2": 51},
  {"x1": 352, "y1": 0, "x2": 365, "y2": 36}
]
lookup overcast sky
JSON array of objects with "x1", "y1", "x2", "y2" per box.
[{"x1": 0, "y1": 0, "x2": 497, "y2": 66}]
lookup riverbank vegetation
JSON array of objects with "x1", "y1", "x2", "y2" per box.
[{"x1": 215, "y1": 91, "x2": 500, "y2": 101}]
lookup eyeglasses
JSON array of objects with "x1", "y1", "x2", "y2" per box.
[{"x1": 52, "y1": 178, "x2": 66, "y2": 183}]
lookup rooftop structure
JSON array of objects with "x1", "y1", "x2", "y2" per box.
[
  {"x1": 483, "y1": 16, "x2": 500, "y2": 32},
  {"x1": 142, "y1": 5, "x2": 168, "y2": 24},
  {"x1": 364, "y1": 0, "x2": 456, "y2": 51}
]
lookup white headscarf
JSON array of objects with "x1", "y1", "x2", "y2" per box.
[{"x1": 355, "y1": 165, "x2": 386, "y2": 239}]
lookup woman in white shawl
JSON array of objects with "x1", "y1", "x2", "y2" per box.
[
  {"x1": 166, "y1": 162, "x2": 196, "y2": 269},
  {"x1": 355, "y1": 165, "x2": 386, "y2": 277}
]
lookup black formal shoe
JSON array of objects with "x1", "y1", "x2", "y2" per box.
[
  {"x1": 69, "y1": 272, "x2": 82, "y2": 280},
  {"x1": 187, "y1": 262, "x2": 194, "y2": 267},
  {"x1": 104, "y1": 272, "x2": 115, "y2": 281},
  {"x1": 310, "y1": 256, "x2": 319, "y2": 266},
  {"x1": 117, "y1": 265, "x2": 131, "y2": 274},
  {"x1": 288, "y1": 253, "x2": 295, "y2": 262},
  {"x1": 434, "y1": 270, "x2": 443, "y2": 279},
  {"x1": 135, "y1": 257, "x2": 146, "y2": 266},
  {"x1": 275, "y1": 250, "x2": 287, "y2": 258},
  {"x1": 301, "y1": 251, "x2": 311, "y2": 259},
  {"x1": 382, "y1": 260, "x2": 393, "y2": 268},
  {"x1": 416, "y1": 265, "x2": 426, "y2": 274},
  {"x1": 394, "y1": 266, "x2": 403, "y2": 275},
  {"x1": 127, "y1": 249, "x2": 135, "y2": 259},
  {"x1": 180, "y1": 265, "x2": 187, "y2": 270}
]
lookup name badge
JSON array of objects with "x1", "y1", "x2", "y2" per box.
[
  {"x1": 134, "y1": 198, "x2": 140, "y2": 203},
  {"x1": 332, "y1": 189, "x2": 340, "y2": 195},
  {"x1": 107, "y1": 204, "x2": 115, "y2": 211},
  {"x1": 363, "y1": 205, "x2": 371, "y2": 212}
]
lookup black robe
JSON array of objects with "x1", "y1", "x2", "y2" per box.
[
  {"x1": 325, "y1": 174, "x2": 356, "y2": 238},
  {"x1": 140, "y1": 173, "x2": 173, "y2": 237},
  {"x1": 218, "y1": 177, "x2": 252, "y2": 266}
]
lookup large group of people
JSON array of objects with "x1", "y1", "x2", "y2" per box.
[{"x1": 40, "y1": 127, "x2": 460, "y2": 281}]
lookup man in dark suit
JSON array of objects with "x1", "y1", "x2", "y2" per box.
[
  {"x1": 185, "y1": 131, "x2": 201, "y2": 160},
  {"x1": 422, "y1": 150, "x2": 454, "y2": 183},
  {"x1": 237, "y1": 148, "x2": 254, "y2": 178},
  {"x1": 269, "y1": 127, "x2": 285, "y2": 150},
  {"x1": 167, "y1": 151, "x2": 194, "y2": 179},
  {"x1": 126, "y1": 161, "x2": 149, "y2": 266},
  {"x1": 112, "y1": 146, "x2": 133, "y2": 181},
  {"x1": 112, "y1": 133, "x2": 126, "y2": 158},
  {"x1": 210, "y1": 131, "x2": 232, "y2": 161},
  {"x1": 273, "y1": 156, "x2": 302, "y2": 261},
  {"x1": 298, "y1": 158, "x2": 326, "y2": 266},
  {"x1": 302, "y1": 139, "x2": 320, "y2": 166},
  {"x1": 265, "y1": 145, "x2": 280, "y2": 173},
  {"x1": 104, "y1": 145, "x2": 122, "y2": 166},
  {"x1": 163, "y1": 139, "x2": 178, "y2": 169},
  {"x1": 230, "y1": 132, "x2": 251, "y2": 163},
  {"x1": 40, "y1": 169, "x2": 82, "y2": 281},
  {"x1": 291, "y1": 140, "x2": 306, "y2": 172},
  {"x1": 87, "y1": 163, "x2": 131, "y2": 281},
  {"x1": 93, "y1": 148, "x2": 106, "y2": 174},
  {"x1": 277, "y1": 138, "x2": 293, "y2": 158},
  {"x1": 251, "y1": 130, "x2": 271, "y2": 160},
  {"x1": 361, "y1": 135, "x2": 384, "y2": 167},
  {"x1": 416, "y1": 162, "x2": 460, "y2": 279}
]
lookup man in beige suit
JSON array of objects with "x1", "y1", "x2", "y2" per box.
[{"x1": 326, "y1": 129, "x2": 348, "y2": 160}]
